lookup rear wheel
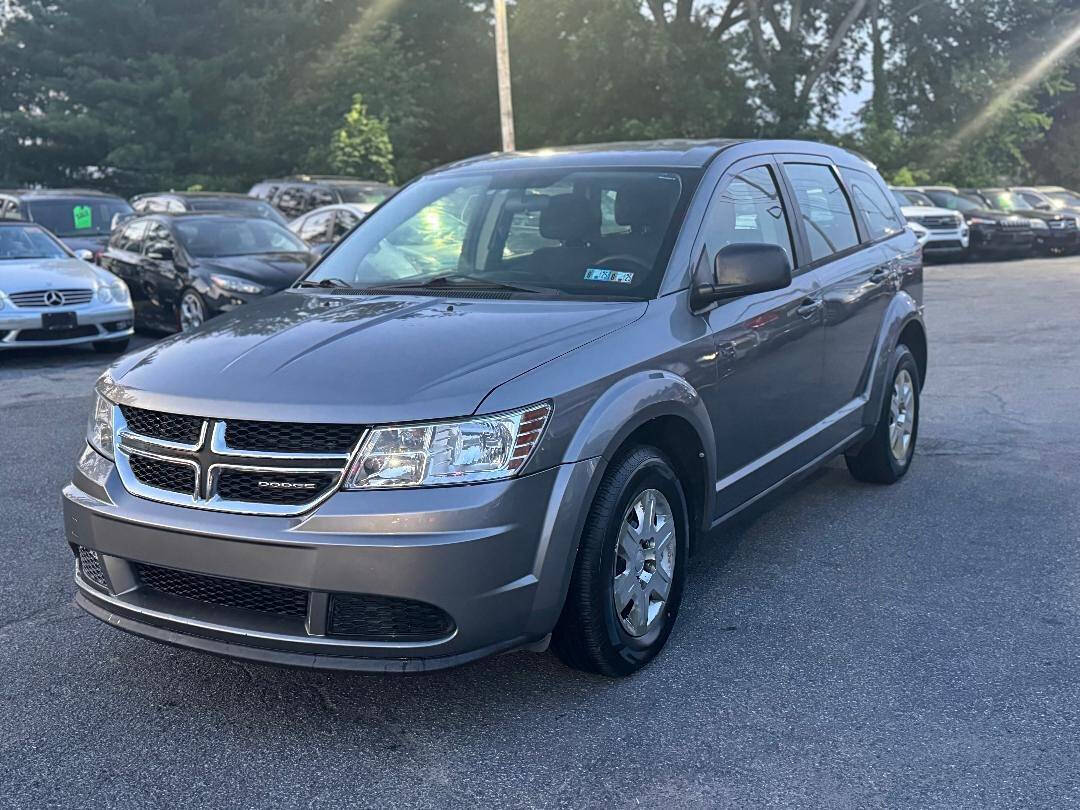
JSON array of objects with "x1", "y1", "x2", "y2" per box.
[
  {"x1": 178, "y1": 289, "x2": 207, "y2": 333},
  {"x1": 552, "y1": 446, "x2": 689, "y2": 677},
  {"x1": 846, "y1": 344, "x2": 919, "y2": 484}
]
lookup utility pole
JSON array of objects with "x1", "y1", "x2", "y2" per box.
[{"x1": 493, "y1": 0, "x2": 515, "y2": 152}]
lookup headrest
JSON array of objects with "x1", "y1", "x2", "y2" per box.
[
  {"x1": 539, "y1": 194, "x2": 599, "y2": 242},
  {"x1": 615, "y1": 180, "x2": 680, "y2": 229}
]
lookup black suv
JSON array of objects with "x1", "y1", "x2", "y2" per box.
[
  {"x1": 915, "y1": 186, "x2": 1035, "y2": 258},
  {"x1": 0, "y1": 189, "x2": 133, "y2": 256},
  {"x1": 249, "y1": 176, "x2": 396, "y2": 220},
  {"x1": 131, "y1": 192, "x2": 288, "y2": 226},
  {"x1": 963, "y1": 188, "x2": 1078, "y2": 255}
]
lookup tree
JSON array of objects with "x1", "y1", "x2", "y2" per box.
[{"x1": 328, "y1": 95, "x2": 395, "y2": 183}]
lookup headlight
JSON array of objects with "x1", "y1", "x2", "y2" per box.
[
  {"x1": 0, "y1": 291, "x2": 8, "y2": 311},
  {"x1": 210, "y1": 273, "x2": 263, "y2": 295},
  {"x1": 968, "y1": 217, "x2": 997, "y2": 226},
  {"x1": 1030, "y1": 218, "x2": 1049, "y2": 230},
  {"x1": 343, "y1": 402, "x2": 551, "y2": 489},
  {"x1": 96, "y1": 281, "x2": 130, "y2": 304},
  {"x1": 86, "y1": 392, "x2": 115, "y2": 459}
]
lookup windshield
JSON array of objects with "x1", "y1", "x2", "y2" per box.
[
  {"x1": 926, "y1": 191, "x2": 982, "y2": 212},
  {"x1": 173, "y1": 218, "x2": 309, "y2": 257},
  {"x1": 187, "y1": 198, "x2": 286, "y2": 224},
  {"x1": 1047, "y1": 191, "x2": 1080, "y2": 208},
  {"x1": 983, "y1": 191, "x2": 1030, "y2": 212},
  {"x1": 26, "y1": 198, "x2": 133, "y2": 237},
  {"x1": 333, "y1": 185, "x2": 395, "y2": 206},
  {"x1": 0, "y1": 225, "x2": 68, "y2": 260},
  {"x1": 303, "y1": 168, "x2": 693, "y2": 299}
]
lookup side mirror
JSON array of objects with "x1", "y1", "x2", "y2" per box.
[
  {"x1": 146, "y1": 245, "x2": 174, "y2": 262},
  {"x1": 1035, "y1": 201, "x2": 1052, "y2": 211},
  {"x1": 690, "y1": 243, "x2": 793, "y2": 313},
  {"x1": 74, "y1": 249, "x2": 95, "y2": 262}
]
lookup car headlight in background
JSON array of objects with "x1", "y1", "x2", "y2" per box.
[
  {"x1": 1029, "y1": 218, "x2": 1049, "y2": 230},
  {"x1": 0, "y1": 291, "x2": 9, "y2": 311},
  {"x1": 210, "y1": 273, "x2": 263, "y2": 295},
  {"x1": 968, "y1": 217, "x2": 997, "y2": 226},
  {"x1": 86, "y1": 392, "x2": 115, "y2": 459},
  {"x1": 343, "y1": 402, "x2": 551, "y2": 489},
  {"x1": 96, "y1": 280, "x2": 131, "y2": 304}
]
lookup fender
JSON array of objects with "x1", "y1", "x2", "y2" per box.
[
  {"x1": 558, "y1": 370, "x2": 718, "y2": 534},
  {"x1": 863, "y1": 291, "x2": 925, "y2": 428}
]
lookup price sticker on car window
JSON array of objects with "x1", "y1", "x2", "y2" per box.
[{"x1": 72, "y1": 205, "x2": 93, "y2": 230}]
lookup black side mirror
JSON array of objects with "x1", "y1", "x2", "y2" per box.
[
  {"x1": 690, "y1": 242, "x2": 792, "y2": 313},
  {"x1": 1035, "y1": 201, "x2": 1052, "y2": 211},
  {"x1": 146, "y1": 244, "x2": 173, "y2": 262}
]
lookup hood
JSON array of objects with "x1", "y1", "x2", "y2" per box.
[
  {"x1": 59, "y1": 234, "x2": 110, "y2": 253},
  {"x1": 196, "y1": 253, "x2": 315, "y2": 291},
  {"x1": 106, "y1": 291, "x2": 646, "y2": 423},
  {"x1": 0, "y1": 257, "x2": 110, "y2": 294},
  {"x1": 901, "y1": 205, "x2": 961, "y2": 220},
  {"x1": 1022, "y1": 209, "x2": 1075, "y2": 223}
]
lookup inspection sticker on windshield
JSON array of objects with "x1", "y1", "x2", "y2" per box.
[
  {"x1": 584, "y1": 268, "x2": 634, "y2": 284},
  {"x1": 72, "y1": 205, "x2": 93, "y2": 230}
]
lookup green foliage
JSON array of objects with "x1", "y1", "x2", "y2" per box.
[{"x1": 328, "y1": 95, "x2": 395, "y2": 183}]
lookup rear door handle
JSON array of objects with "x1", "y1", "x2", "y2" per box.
[{"x1": 796, "y1": 298, "x2": 823, "y2": 318}]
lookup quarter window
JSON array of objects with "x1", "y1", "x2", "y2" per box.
[
  {"x1": 784, "y1": 163, "x2": 859, "y2": 262},
  {"x1": 700, "y1": 165, "x2": 795, "y2": 267},
  {"x1": 841, "y1": 168, "x2": 903, "y2": 240}
]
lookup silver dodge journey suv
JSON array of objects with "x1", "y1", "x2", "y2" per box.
[{"x1": 64, "y1": 140, "x2": 926, "y2": 676}]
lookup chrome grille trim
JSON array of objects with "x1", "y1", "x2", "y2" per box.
[
  {"x1": 112, "y1": 406, "x2": 365, "y2": 516},
  {"x1": 9, "y1": 288, "x2": 94, "y2": 308}
]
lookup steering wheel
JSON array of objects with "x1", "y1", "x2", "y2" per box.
[{"x1": 591, "y1": 254, "x2": 652, "y2": 274}]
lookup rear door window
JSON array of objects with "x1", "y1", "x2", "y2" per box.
[
  {"x1": 840, "y1": 168, "x2": 904, "y2": 240},
  {"x1": 332, "y1": 210, "x2": 361, "y2": 240},
  {"x1": 784, "y1": 163, "x2": 860, "y2": 262},
  {"x1": 113, "y1": 220, "x2": 149, "y2": 253},
  {"x1": 299, "y1": 211, "x2": 334, "y2": 242}
]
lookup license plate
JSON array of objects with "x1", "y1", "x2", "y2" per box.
[{"x1": 41, "y1": 311, "x2": 77, "y2": 330}]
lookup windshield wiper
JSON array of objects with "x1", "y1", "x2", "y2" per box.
[
  {"x1": 375, "y1": 273, "x2": 560, "y2": 296},
  {"x1": 297, "y1": 277, "x2": 354, "y2": 289}
]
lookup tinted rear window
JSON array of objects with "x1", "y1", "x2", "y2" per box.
[{"x1": 26, "y1": 198, "x2": 133, "y2": 237}]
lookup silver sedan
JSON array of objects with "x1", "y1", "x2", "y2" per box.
[{"x1": 0, "y1": 222, "x2": 134, "y2": 352}]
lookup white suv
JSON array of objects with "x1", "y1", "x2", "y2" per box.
[{"x1": 891, "y1": 187, "x2": 969, "y2": 259}]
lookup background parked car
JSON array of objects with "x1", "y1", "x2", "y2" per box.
[
  {"x1": 0, "y1": 189, "x2": 133, "y2": 258},
  {"x1": 1009, "y1": 186, "x2": 1080, "y2": 222},
  {"x1": 288, "y1": 203, "x2": 367, "y2": 254},
  {"x1": 963, "y1": 188, "x2": 1079, "y2": 255},
  {"x1": 99, "y1": 212, "x2": 316, "y2": 333},
  {"x1": 908, "y1": 186, "x2": 1035, "y2": 259},
  {"x1": 889, "y1": 187, "x2": 969, "y2": 260},
  {"x1": 0, "y1": 221, "x2": 133, "y2": 352},
  {"x1": 249, "y1": 175, "x2": 396, "y2": 219},
  {"x1": 131, "y1": 192, "x2": 288, "y2": 226}
]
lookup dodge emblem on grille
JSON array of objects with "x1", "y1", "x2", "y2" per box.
[{"x1": 258, "y1": 481, "x2": 318, "y2": 489}]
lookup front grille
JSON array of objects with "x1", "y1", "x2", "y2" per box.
[
  {"x1": 224, "y1": 420, "x2": 363, "y2": 454},
  {"x1": 15, "y1": 325, "x2": 99, "y2": 342},
  {"x1": 912, "y1": 215, "x2": 960, "y2": 231},
  {"x1": 924, "y1": 239, "x2": 963, "y2": 250},
  {"x1": 328, "y1": 594, "x2": 455, "y2": 641},
  {"x1": 9, "y1": 288, "x2": 94, "y2": 308},
  {"x1": 128, "y1": 454, "x2": 196, "y2": 495},
  {"x1": 134, "y1": 563, "x2": 309, "y2": 618},
  {"x1": 1001, "y1": 219, "x2": 1030, "y2": 230},
  {"x1": 216, "y1": 469, "x2": 338, "y2": 505},
  {"x1": 120, "y1": 405, "x2": 203, "y2": 445},
  {"x1": 77, "y1": 546, "x2": 109, "y2": 591}
]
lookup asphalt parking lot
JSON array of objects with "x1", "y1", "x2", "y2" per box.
[{"x1": 2, "y1": 256, "x2": 1079, "y2": 808}]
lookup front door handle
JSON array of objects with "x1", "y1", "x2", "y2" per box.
[
  {"x1": 870, "y1": 266, "x2": 890, "y2": 283},
  {"x1": 796, "y1": 298, "x2": 823, "y2": 318}
]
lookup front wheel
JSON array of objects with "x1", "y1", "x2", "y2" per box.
[
  {"x1": 552, "y1": 446, "x2": 689, "y2": 677},
  {"x1": 846, "y1": 344, "x2": 920, "y2": 484},
  {"x1": 177, "y1": 289, "x2": 208, "y2": 333}
]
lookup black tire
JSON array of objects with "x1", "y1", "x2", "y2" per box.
[
  {"x1": 92, "y1": 338, "x2": 129, "y2": 354},
  {"x1": 846, "y1": 344, "x2": 920, "y2": 484},
  {"x1": 552, "y1": 445, "x2": 690, "y2": 677}
]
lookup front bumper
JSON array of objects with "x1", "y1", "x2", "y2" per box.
[
  {"x1": 0, "y1": 303, "x2": 133, "y2": 349},
  {"x1": 921, "y1": 227, "x2": 970, "y2": 255},
  {"x1": 969, "y1": 226, "x2": 1034, "y2": 253},
  {"x1": 63, "y1": 445, "x2": 600, "y2": 671}
]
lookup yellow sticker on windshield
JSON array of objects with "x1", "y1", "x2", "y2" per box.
[{"x1": 72, "y1": 205, "x2": 93, "y2": 230}]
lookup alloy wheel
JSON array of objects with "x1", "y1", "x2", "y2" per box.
[
  {"x1": 179, "y1": 292, "x2": 205, "y2": 332},
  {"x1": 613, "y1": 488, "x2": 676, "y2": 637},
  {"x1": 889, "y1": 368, "x2": 916, "y2": 462}
]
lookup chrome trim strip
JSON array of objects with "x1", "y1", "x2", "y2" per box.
[
  {"x1": 209, "y1": 420, "x2": 353, "y2": 461},
  {"x1": 115, "y1": 446, "x2": 201, "y2": 506},
  {"x1": 75, "y1": 573, "x2": 458, "y2": 650},
  {"x1": 114, "y1": 406, "x2": 207, "y2": 453}
]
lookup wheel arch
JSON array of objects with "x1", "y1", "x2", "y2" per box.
[{"x1": 864, "y1": 293, "x2": 927, "y2": 428}]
